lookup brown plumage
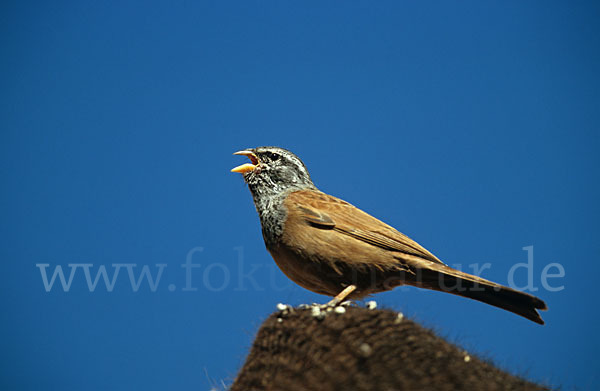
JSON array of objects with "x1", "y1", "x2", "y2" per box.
[{"x1": 232, "y1": 146, "x2": 547, "y2": 324}]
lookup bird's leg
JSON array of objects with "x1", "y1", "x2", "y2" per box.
[{"x1": 326, "y1": 285, "x2": 357, "y2": 307}]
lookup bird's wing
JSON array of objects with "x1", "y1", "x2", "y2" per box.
[{"x1": 285, "y1": 189, "x2": 445, "y2": 265}]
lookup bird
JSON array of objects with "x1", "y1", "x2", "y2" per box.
[{"x1": 231, "y1": 146, "x2": 547, "y2": 324}]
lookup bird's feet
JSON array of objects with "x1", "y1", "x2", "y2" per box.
[{"x1": 325, "y1": 284, "x2": 357, "y2": 307}]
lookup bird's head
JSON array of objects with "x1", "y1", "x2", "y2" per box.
[{"x1": 231, "y1": 146, "x2": 316, "y2": 195}]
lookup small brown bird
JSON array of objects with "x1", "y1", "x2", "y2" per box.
[{"x1": 232, "y1": 146, "x2": 547, "y2": 324}]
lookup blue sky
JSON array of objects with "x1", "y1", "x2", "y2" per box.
[{"x1": 2, "y1": 1, "x2": 599, "y2": 390}]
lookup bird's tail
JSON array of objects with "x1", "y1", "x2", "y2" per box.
[{"x1": 406, "y1": 263, "x2": 547, "y2": 324}]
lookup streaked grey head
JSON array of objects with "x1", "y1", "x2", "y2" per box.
[
  {"x1": 231, "y1": 146, "x2": 317, "y2": 246},
  {"x1": 231, "y1": 146, "x2": 316, "y2": 196}
]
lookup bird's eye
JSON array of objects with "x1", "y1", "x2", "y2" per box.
[{"x1": 268, "y1": 153, "x2": 281, "y2": 161}]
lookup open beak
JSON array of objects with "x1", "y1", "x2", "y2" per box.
[{"x1": 231, "y1": 150, "x2": 259, "y2": 173}]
